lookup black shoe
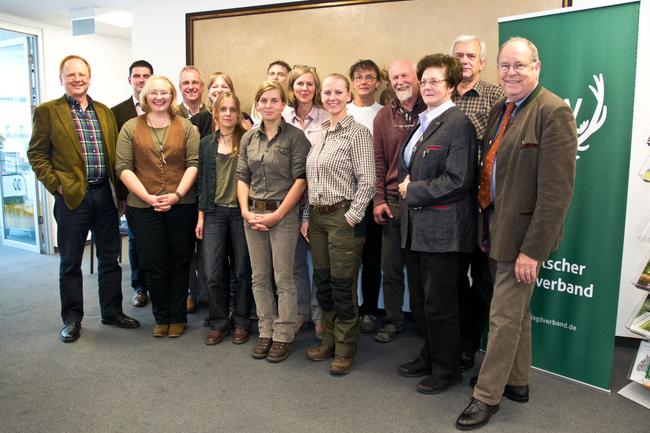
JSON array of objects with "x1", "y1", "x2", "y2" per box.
[
  {"x1": 460, "y1": 352, "x2": 475, "y2": 371},
  {"x1": 131, "y1": 289, "x2": 148, "y2": 307},
  {"x1": 398, "y1": 358, "x2": 431, "y2": 378},
  {"x1": 456, "y1": 398, "x2": 499, "y2": 430},
  {"x1": 101, "y1": 312, "x2": 140, "y2": 329},
  {"x1": 504, "y1": 384, "x2": 529, "y2": 402},
  {"x1": 416, "y1": 374, "x2": 461, "y2": 394},
  {"x1": 60, "y1": 322, "x2": 81, "y2": 343},
  {"x1": 470, "y1": 376, "x2": 529, "y2": 403}
]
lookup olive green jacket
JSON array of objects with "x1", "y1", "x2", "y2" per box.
[{"x1": 27, "y1": 95, "x2": 125, "y2": 209}]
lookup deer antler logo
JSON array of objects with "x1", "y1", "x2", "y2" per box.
[{"x1": 563, "y1": 74, "x2": 607, "y2": 159}]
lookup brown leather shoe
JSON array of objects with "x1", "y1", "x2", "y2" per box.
[
  {"x1": 168, "y1": 323, "x2": 186, "y2": 338},
  {"x1": 232, "y1": 327, "x2": 250, "y2": 345},
  {"x1": 306, "y1": 345, "x2": 334, "y2": 361},
  {"x1": 329, "y1": 356, "x2": 353, "y2": 375},
  {"x1": 206, "y1": 328, "x2": 228, "y2": 345},
  {"x1": 153, "y1": 324, "x2": 169, "y2": 337},
  {"x1": 267, "y1": 341, "x2": 293, "y2": 363},
  {"x1": 252, "y1": 337, "x2": 273, "y2": 359},
  {"x1": 186, "y1": 297, "x2": 197, "y2": 314}
]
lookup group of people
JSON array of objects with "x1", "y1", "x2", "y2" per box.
[{"x1": 27, "y1": 34, "x2": 577, "y2": 430}]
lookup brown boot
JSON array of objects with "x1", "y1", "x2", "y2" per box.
[
  {"x1": 305, "y1": 345, "x2": 334, "y2": 361},
  {"x1": 186, "y1": 297, "x2": 197, "y2": 314},
  {"x1": 252, "y1": 337, "x2": 273, "y2": 359},
  {"x1": 168, "y1": 323, "x2": 186, "y2": 338},
  {"x1": 153, "y1": 324, "x2": 168, "y2": 337},
  {"x1": 329, "y1": 356, "x2": 353, "y2": 375},
  {"x1": 267, "y1": 341, "x2": 293, "y2": 363}
]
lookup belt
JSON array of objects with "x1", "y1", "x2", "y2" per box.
[
  {"x1": 310, "y1": 200, "x2": 349, "y2": 215},
  {"x1": 87, "y1": 177, "x2": 108, "y2": 189},
  {"x1": 248, "y1": 197, "x2": 282, "y2": 212}
]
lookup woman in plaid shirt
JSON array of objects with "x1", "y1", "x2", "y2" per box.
[{"x1": 301, "y1": 73, "x2": 375, "y2": 375}]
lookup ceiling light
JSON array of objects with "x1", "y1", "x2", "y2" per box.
[{"x1": 95, "y1": 11, "x2": 132, "y2": 28}]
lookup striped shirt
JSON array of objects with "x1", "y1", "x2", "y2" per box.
[
  {"x1": 305, "y1": 115, "x2": 375, "y2": 224},
  {"x1": 65, "y1": 94, "x2": 106, "y2": 180}
]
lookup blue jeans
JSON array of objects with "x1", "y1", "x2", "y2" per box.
[
  {"x1": 53, "y1": 182, "x2": 122, "y2": 324},
  {"x1": 201, "y1": 207, "x2": 252, "y2": 332}
]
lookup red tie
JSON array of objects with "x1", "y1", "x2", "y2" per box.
[{"x1": 479, "y1": 102, "x2": 516, "y2": 209}]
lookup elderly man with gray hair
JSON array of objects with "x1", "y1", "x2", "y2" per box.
[{"x1": 450, "y1": 34, "x2": 504, "y2": 374}]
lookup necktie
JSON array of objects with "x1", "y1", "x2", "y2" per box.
[{"x1": 478, "y1": 102, "x2": 516, "y2": 209}]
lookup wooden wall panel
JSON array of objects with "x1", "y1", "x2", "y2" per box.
[{"x1": 189, "y1": 0, "x2": 559, "y2": 112}]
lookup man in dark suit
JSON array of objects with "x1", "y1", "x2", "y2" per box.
[
  {"x1": 111, "y1": 60, "x2": 153, "y2": 132},
  {"x1": 456, "y1": 37, "x2": 577, "y2": 430},
  {"x1": 111, "y1": 60, "x2": 153, "y2": 308},
  {"x1": 27, "y1": 55, "x2": 139, "y2": 343}
]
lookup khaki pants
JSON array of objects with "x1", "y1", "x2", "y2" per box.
[
  {"x1": 309, "y1": 206, "x2": 365, "y2": 357},
  {"x1": 244, "y1": 207, "x2": 299, "y2": 343},
  {"x1": 473, "y1": 260, "x2": 537, "y2": 405}
]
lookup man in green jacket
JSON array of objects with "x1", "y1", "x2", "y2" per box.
[{"x1": 28, "y1": 55, "x2": 139, "y2": 343}]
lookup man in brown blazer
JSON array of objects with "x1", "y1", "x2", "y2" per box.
[
  {"x1": 456, "y1": 38, "x2": 577, "y2": 430},
  {"x1": 28, "y1": 55, "x2": 139, "y2": 343}
]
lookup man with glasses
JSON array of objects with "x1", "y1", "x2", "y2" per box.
[
  {"x1": 449, "y1": 35, "x2": 503, "y2": 373},
  {"x1": 346, "y1": 60, "x2": 384, "y2": 335},
  {"x1": 456, "y1": 37, "x2": 577, "y2": 430},
  {"x1": 111, "y1": 59, "x2": 154, "y2": 308},
  {"x1": 178, "y1": 65, "x2": 207, "y2": 119},
  {"x1": 28, "y1": 55, "x2": 140, "y2": 343},
  {"x1": 372, "y1": 60, "x2": 426, "y2": 344}
]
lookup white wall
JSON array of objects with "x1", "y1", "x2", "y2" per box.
[
  {"x1": 0, "y1": 12, "x2": 132, "y2": 250},
  {"x1": 0, "y1": 12, "x2": 132, "y2": 106}
]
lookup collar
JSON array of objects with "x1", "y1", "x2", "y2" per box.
[
  {"x1": 257, "y1": 117, "x2": 287, "y2": 137},
  {"x1": 420, "y1": 100, "x2": 455, "y2": 123},
  {"x1": 507, "y1": 83, "x2": 541, "y2": 111},
  {"x1": 322, "y1": 114, "x2": 355, "y2": 131},
  {"x1": 286, "y1": 104, "x2": 321, "y2": 122},
  {"x1": 391, "y1": 93, "x2": 426, "y2": 114},
  {"x1": 65, "y1": 93, "x2": 93, "y2": 108},
  {"x1": 132, "y1": 95, "x2": 140, "y2": 106}
]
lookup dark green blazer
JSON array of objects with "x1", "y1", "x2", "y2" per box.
[{"x1": 27, "y1": 95, "x2": 124, "y2": 209}]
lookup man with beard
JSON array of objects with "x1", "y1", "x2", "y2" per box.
[{"x1": 372, "y1": 60, "x2": 426, "y2": 344}]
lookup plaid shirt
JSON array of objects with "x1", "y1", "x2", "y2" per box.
[
  {"x1": 305, "y1": 115, "x2": 375, "y2": 224},
  {"x1": 66, "y1": 94, "x2": 106, "y2": 180},
  {"x1": 452, "y1": 80, "x2": 503, "y2": 141}
]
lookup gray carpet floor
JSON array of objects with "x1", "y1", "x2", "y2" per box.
[{"x1": 0, "y1": 243, "x2": 648, "y2": 433}]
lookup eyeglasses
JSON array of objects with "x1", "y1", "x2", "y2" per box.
[
  {"x1": 419, "y1": 78, "x2": 446, "y2": 87},
  {"x1": 498, "y1": 61, "x2": 537, "y2": 73},
  {"x1": 148, "y1": 91, "x2": 171, "y2": 97},
  {"x1": 353, "y1": 74, "x2": 378, "y2": 82}
]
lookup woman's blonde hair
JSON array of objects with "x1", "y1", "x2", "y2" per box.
[
  {"x1": 207, "y1": 72, "x2": 236, "y2": 104},
  {"x1": 139, "y1": 75, "x2": 179, "y2": 116},
  {"x1": 254, "y1": 80, "x2": 287, "y2": 105},
  {"x1": 286, "y1": 65, "x2": 322, "y2": 108}
]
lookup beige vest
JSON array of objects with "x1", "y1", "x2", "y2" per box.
[{"x1": 133, "y1": 115, "x2": 185, "y2": 195}]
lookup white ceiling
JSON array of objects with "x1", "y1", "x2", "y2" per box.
[{"x1": 0, "y1": 0, "x2": 133, "y2": 38}]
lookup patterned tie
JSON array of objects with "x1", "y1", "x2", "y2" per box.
[{"x1": 478, "y1": 102, "x2": 516, "y2": 209}]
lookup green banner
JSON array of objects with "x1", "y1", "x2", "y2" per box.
[{"x1": 499, "y1": 2, "x2": 639, "y2": 390}]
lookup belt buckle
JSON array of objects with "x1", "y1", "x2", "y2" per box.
[{"x1": 254, "y1": 200, "x2": 266, "y2": 211}]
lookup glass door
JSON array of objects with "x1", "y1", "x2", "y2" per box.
[{"x1": 0, "y1": 29, "x2": 41, "y2": 252}]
